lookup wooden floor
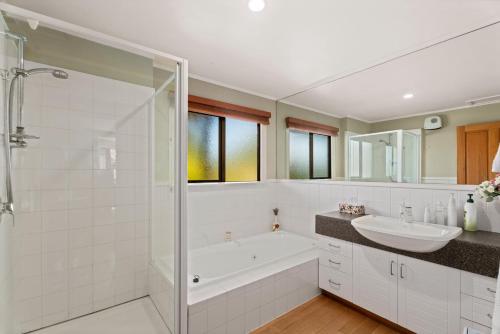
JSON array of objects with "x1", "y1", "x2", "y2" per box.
[{"x1": 252, "y1": 295, "x2": 404, "y2": 334}]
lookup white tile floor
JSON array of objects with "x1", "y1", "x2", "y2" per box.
[{"x1": 32, "y1": 298, "x2": 171, "y2": 334}]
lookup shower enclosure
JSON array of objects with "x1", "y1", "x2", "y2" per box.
[
  {"x1": 347, "y1": 129, "x2": 421, "y2": 183},
  {"x1": 0, "y1": 4, "x2": 187, "y2": 334}
]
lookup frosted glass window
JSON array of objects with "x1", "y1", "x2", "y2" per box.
[
  {"x1": 188, "y1": 113, "x2": 219, "y2": 181},
  {"x1": 289, "y1": 131, "x2": 310, "y2": 179},
  {"x1": 226, "y1": 118, "x2": 258, "y2": 182},
  {"x1": 312, "y1": 134, "x2": 330, "y2": 178}
]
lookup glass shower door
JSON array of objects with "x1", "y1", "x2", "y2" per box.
[{"x1": 0, "y1": 13, "x2": 21, "y2": 334}]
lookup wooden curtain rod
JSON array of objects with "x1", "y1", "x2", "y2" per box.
[
  {"x1": 285, "y1": 117, "x2": 339, "y2": 136},
  {"x1": 188, "y1": 95, "x2": 272, "y2": 124}
]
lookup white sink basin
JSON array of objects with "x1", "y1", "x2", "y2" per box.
[{"x1": 351, "y1": 215, "x2": 462, "y2": 253}]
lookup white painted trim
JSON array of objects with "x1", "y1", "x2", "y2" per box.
[
  {"x1": 189, "y1": 73, "x2": 277, "y2": 101},
  {"x1": 0, "y1": 3, "x2": 186, "y2": 62},
  {"x1": 422, "y1": 177, "x2": 458, "y2": 184}
]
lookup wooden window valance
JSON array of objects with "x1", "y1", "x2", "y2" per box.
[
  {"x1": 286, "y1": 117, "x2": 339, "y2": 136},
  {"x1": 188, "y1": 95, "x2": 272, "y2": 125}
]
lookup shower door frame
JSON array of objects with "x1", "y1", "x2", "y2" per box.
[{"x1": 0, "y1": 3, "x2": 189, "y2": 334}]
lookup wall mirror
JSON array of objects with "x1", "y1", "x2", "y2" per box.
[{"x1": 276, "y1": 21, "x2": 500, "y2": 185}]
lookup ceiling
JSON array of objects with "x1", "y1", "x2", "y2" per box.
[
  {"x1": 285, "y1": 22, "x2": 500, "y2": 122},
  {"x1": 7, "y1": 0, "x2": 500, "y2": 121}
]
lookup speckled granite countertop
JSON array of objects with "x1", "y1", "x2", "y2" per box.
[{"x1": 316, "y1": 211, "x2": 500, "y2": 278}]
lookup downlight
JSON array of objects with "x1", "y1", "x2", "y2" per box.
[{"x1": 248, "y1": 0, "x2": 266, "y2": 12}]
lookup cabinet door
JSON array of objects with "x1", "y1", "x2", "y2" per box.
[
  {"x1": 353, "y1": 245, "x2": 398, "y2": 323},
  {"x1": 397, "y1": 255, "x2": 460, "y2": 334}
]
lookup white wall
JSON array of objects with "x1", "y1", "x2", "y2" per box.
[
  {"x1": 187, "y1": 180, "x2": 500, "y2": 250},
  {"x1": 187, "y1": 183, "x2": 276, "y2": 249},
  {"x1": 275, "y1": 180, "x2": 500, "y2": 235},
  {"x1": 12, "y1": 61, "x2": 153, "y2": 332}
]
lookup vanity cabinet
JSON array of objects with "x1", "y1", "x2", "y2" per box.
[
  {"x1": 352, "y1": 244, "x2": 398, "y2": 323},
  {"x1": 460, "y1": 271, "x2": 497, "y2": 331},
  {"x1": 397, "y1": 255, "x2": 460, "y2": 334},
  {"x1": 319, "y1": 237, "x2": 462, "y2": 333}
]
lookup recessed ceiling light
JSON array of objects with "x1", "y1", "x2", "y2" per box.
[
  {"x1": 403, "y1": 93, "x2": 414, "y2": 99},
  {"x1": 248, "y1": 0, "x2": 266, "y2": 12}
]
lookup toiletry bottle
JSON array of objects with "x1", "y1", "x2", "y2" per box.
[
  {"x1": 464, "y1": 194, "x2": 477, "y2": 232},
  {"x1": 423, "y1": 205, "x2": 432, "y2": 224},
  {"x1": 447, "y1": 193, "x2": 457, "y2": 226},
  {"x1": 435, "y1": 201, "x2": 445, "y2": 225}
]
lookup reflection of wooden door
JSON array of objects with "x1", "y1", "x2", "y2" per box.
[{"x1": 457, "y1": 121, "x2": 500, "y2": 184}]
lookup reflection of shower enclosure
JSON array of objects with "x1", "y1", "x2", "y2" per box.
[{"x1": 347, "y1": 129, "x2": 421, "y2": 183}]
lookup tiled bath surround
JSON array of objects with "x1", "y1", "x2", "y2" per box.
[
  {"x1": 188, "y1": 259, "x2": 319, "y2": 334},
  {"x1": 12, "y1": 61, "x2": 153, "y2": 332}
]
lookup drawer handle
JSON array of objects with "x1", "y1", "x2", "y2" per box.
[
  {"x1": 487, "y1": 313, "x2": 493, "y2": 319},
  {"x1": 328, "y1": 279, "x2": 341, "y2": 287},
  {"x1": 328, "y1": 243, "x2": 341, "y2": 249},
  {"x1": 487, "y1": 287, "x2": 497, "y2": 294},
  {"x1": 328, "y1": 259, "x2": 341, "y2": 265}
]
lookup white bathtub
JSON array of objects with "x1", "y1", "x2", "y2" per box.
[
  {"x1": 188, "y1": 231, "x2": 317, "y2": 290},
  {"x1": 187, "y1": 231, "x2": 320, "y2": 333}
]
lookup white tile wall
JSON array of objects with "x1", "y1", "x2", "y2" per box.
[
  {"x1": 187, "y1": 183, "x2": 276, "y2": 249},
  {"x1": 274, "y1": 180, "x2": 500, "y2": 237},
  {"x1": 12, "y1": 61, "x2": 153, "y2": 332},
  {"x1": 187, "y1": 259, "x2": 320, "y2": 334}
]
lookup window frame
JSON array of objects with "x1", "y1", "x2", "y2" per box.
[
  {"x1": 288, "y1": 129, "x2": 332, "y2": 180},
  {"x1": 188, "y1": 111, "x2": 261, "y2": 183},
  {"x1": 309, "y1": 132, "x2": 332, "y2": 179}
]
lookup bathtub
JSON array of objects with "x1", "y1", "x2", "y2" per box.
[
  {"x1": 187, "y1": 231, "x2": 320, "y2": 333},
  {"x1": 189, "y1": 231, "x2": 317, "y2": 288}
]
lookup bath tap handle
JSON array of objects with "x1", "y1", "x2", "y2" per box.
[
  {"x1": 487, "y1": 287, "x2": 496, "y2": 294},
  {"x1": 328, "y1": 259, "x2": 341, "y2": 265},
  {"x1": 488, "y1": 313, "x2": 493, "y2": 319}
]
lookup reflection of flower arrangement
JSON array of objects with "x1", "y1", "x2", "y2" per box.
[{"x1": 477, "y1": 176, "x2": 500, "y2": 202}]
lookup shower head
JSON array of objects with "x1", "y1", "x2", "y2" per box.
[
  {"x1": 12, "y1": 67, "x2": 69, "y2": 79},
  {"x1": 378, "y1": 139, "x2": 391, "y2": 146}
]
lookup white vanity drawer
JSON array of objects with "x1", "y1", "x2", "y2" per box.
[
  {"x1": 461, "y1": 293, "x2": 494, "y2": 328},
  {"x1": 319, "y1": 250, "x2": 352, "y2": 274},
  {"x1": 319, "y1": 265, "x2": 352, "y2": 301},
  {"x1": 461, "y1": 271, "x2": 497, "y2": 302},
  {"x1": 317, "y1": 236, "x2": 352, "y2": 258},
  {"x1": 461, "y1": 318, "x2": 491, "y2": 334}
]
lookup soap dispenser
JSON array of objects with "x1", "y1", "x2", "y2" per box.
[{"x1": 464, "y1": 194, "x2": 477, "y2": 232}]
